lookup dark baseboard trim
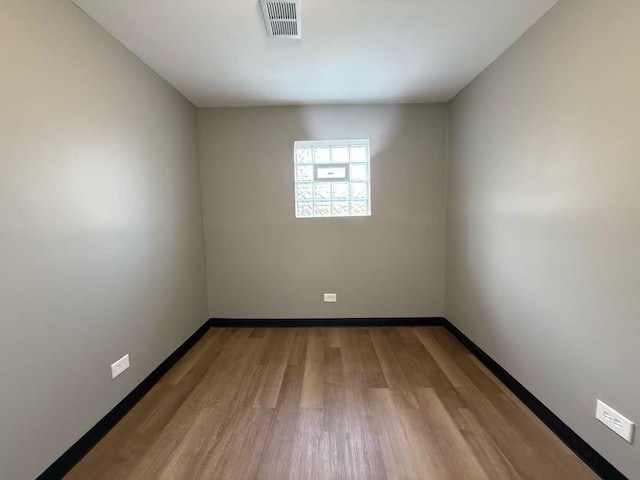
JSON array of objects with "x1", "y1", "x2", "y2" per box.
[
  {"x1": 37, "y1": 317, "x2": 625, "y2": 480},
  {"x1": 36, "y1": 321, "x2": 210, "y2": 480},
  {"x1": 208, "y1": 317, "x2": 446, "y2": 328},
  {"x1": 441, "y1": 319, "x2": 627, "y2": 480}
]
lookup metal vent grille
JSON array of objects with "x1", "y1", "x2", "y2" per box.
[
  {"x1": 265, "y1": 2, "x2": 296, "y2": 20},
  {"x1": 260, "y1": 0, "x2": 301, "y2": 39},
  {"x1": 270, "y1": 20, "x2": 298, "y2": 37}
]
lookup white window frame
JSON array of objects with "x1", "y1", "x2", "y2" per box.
[{"x1": 294, "y1": 139, "x2": 371, "y2": 219}]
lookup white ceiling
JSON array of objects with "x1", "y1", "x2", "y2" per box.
[{"x1": 71, "y1": 0, "x2": 558, "y2": 107}]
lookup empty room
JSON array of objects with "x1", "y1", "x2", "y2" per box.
[{"x1": 1, "y1": 0, "x2": 639, "y2": 479}]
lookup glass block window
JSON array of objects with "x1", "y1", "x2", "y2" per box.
[{"x1": 294, "y1": 139, "x2": 371, "y2": 218}]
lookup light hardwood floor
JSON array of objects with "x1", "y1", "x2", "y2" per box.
[{"x1": 66, "y1": 327, "x2": 596, "y2": 479}]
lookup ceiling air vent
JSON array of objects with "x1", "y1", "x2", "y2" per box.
[{"x1": 260, "y1": 0, "x2": 301, "y2": 39}]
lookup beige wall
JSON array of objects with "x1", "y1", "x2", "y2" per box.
[
  {"x1": 199, "y1": 104, "x2": 448, "y2": 319},
  {"x1": 0, "y1": 1, "x2": 208, "y2": 479},
  {"x1": 4, "y1": 0, "x2": 638, "y2": 477},
  {"x1": 446, "y1": 1, "x2": 640, "y2": 477}
]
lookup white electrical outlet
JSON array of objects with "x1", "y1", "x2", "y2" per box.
[
  {"x1": 324, "y1": 293, "x2": 337, "y2": 303},
  {"x1": 111, "y1": 354, "x2": 130, "y2": 379},
  {"x1": 596, "y1": 400, "x2": 635, "y2": 443}
]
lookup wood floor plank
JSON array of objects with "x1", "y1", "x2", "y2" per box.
[
  {"x1": 385, "y1": 327, "x2": 432, "y2": 388},
  {"x1": 300, "y1": 334, "x2": 325, "y2": 408},
  {"x1": 161, "y1": 361, "x2": 267, "y2": 480},
  {"x1": 341, "y1": 327, "x2": 387, "y2": 388},
  {"x1": 415, "y1": 388, "x2": 489, "y2": 479},
  {"x1": 368, "y1": 328, "x2": 419, "y2": 410},
  {"x1": 65, "y1": 327, "x2": 597, "y2": 480},
  {"x1": 288, "y1": 327, "x2": 310, "y2": 366},
  {"x1": 456, "y1": 407, "x2": 523, "y2": 480},
  {"x1": 288, "y1": 407, "x2": 325, "y2": 480},
  {"x1": 324, "y1": 327, "x2": 342, "y2": 348},
  {"x1": 253, "y1": 329, "x2": 295, "y2": 408},
  {"x1": 369, "y1": 387, "x2": 447, "y2": 480},
  {"x1": 323, "y1": 349, "x2": 346, "y2": 433},
  {"x1": 256, "y1": 363, "x2": 304, "y2": 479},
  {"x1": 195, "y1": 405, "x2": 273, "y2": 479},
  {"x1": 340, "y1": 330, "x2": 388, "y2": 479}
]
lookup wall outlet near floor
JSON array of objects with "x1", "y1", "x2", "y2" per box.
[
  {"x1": 596, "y1": 400, "x2": 635, "y2": 443},
  {"x1": 111, "y1": 354, "x2": 130, "y2": 379},
  {"x1": 324, "y1": 293, "x2": 337, "y2": 303}
]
